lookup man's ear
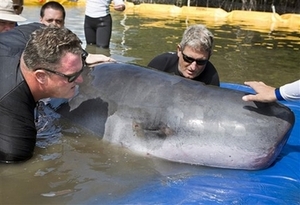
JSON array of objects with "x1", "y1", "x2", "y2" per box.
[
  {"x1": 177, "y1": 44, "x2": 181, "y2": 52},
  {"x1": 35, "y1": 70, "x2": 47, "y2": 84}
]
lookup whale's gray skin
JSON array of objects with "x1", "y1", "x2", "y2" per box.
[{"x1": 56, "y1": 62, "x2": 295, "y2": 170}]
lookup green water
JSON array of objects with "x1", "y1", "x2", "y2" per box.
[
  {"x1": 1, "y1": 6, "x2": 299, "y2": 205},
  {"x1": 21, "y1": 6, "x2": 300, "y2": 87},
  {"x1": 98, "y1": 11, "x2": 299, "y2": 87}
]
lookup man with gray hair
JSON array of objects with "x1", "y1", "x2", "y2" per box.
[
  {"x1": 0, "y1": 25, "x2": 84, "y2": 163},
  {"x1": 148, "y1": 24, "x2": 220, "y2": 86}
]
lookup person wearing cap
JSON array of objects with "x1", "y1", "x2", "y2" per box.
[{"x1": 0, "y1": 0, "x2": 26, "y2": 33}]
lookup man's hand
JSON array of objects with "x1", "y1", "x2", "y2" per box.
[
  {"x1": 242, "y1": 81, "x2": 277, "y2": 102},
  {"x1": 114, "y1": 4, "x2": 125, "y2": 11}
]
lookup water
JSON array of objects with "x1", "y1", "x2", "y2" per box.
[
  {"x1": 1, "y1": 5, "x2": 299, "y2": 205},
  {"x1": 19, "y1": 5, "x2": 300, "y2": 87}
]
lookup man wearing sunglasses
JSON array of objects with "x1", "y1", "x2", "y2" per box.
[
  {"x1": 38, "y1": 1, "x2": 114, "y2": 64},
  {"x1": 148, "y1": 24, "x2": 220, "y2": 86},
  {"x1": 0, "y1": 26, "x2": 84, "y2": 163}
]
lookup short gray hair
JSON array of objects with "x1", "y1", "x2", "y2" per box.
[
  {"x1": 23, "y1": 26, "x2": 83, "y2": 70},
  {"x1": 179, "y1": 24, "x2": 214, "y2": 54}
]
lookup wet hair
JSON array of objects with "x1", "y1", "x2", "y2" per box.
[
  {"x1": 40, "y1": 1, "x2": 66, "y2": 19},
  {"x1": 179, "y1": 24, "x2": 214, "y2": 54},
  {"x1": 23, "y1": 26, "x2": 83, "y2": 70}
]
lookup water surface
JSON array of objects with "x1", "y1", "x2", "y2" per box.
[{"x1": 1, "y1": 5, "x2": 299, "y2": 205}]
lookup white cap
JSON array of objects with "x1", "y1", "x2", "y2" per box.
[{"x1": 0, "y1": 0, "x2": 26, "y2": 22}]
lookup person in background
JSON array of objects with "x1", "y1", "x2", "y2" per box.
[
  {"x1": 0, "y1": 0, "x2": 26, "y2": 33},
  {"x1": 242, "y1": 80, "x2": 300, "y2": 102},
  {"x1": 147, "y1": 24, "x2": 220, "y2": 86},
  {"x1": 37, "y1": 1, "x2": 115, "y2": 128},
  {"x1": 40, "y1": 1, "x2": 65, "y2": 28},
  {"x1": 12, "y1": 0, "x2": 23, "y2": 15},
  {"x1": 84, "y1": 0, "x2": 126, "y2": 48},
  {"x1": 0, "y1": 26, "x2": 84, "y2": 163},
  {"x1": 39, "y1": 1, "x2": 114, "y2": 64}
]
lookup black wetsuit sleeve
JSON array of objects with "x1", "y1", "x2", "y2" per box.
[
  {"x1": 147, "y1": 52, "x2": 178, "y2": 73},
  {"x1": 203, "y1": 61, "x2": 220, "y2": 86},
  {"x1": 211, "y1": 72, "x2": 220, "y2": 86},
  {"x1": 148, "y1": 54, "x2": 167, "y2": 71},
  {"x1": 192, "y1": 61, "x2": 220, "y2": 86},
  {"x1": 0, "y1": 82, "x2": 37, "y2": 163},
  {"x1": 0, "y1": 23, "x2": 43, "y2": 163}
]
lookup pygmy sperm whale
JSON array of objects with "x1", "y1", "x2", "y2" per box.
[{"x1": 57, "y1": 62, "x2": 295, "y2": 170}]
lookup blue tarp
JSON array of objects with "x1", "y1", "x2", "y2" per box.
[{"x1": 96, "y1": 83, "x2": 300, "y2": 204}]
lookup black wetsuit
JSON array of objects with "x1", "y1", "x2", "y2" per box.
[
  {"x1": 0, "y1": 23, "x2": 44, "y2": 163},
  {"x1": 147, "y1": 52, "x2": 220, "y2": 86},
  {"x1": 84, "y1": 14, "x2": 112, "y2": 48}
]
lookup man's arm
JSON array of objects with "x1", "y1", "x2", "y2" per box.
[
  {"x1": 82, "y1": 49, "x2": 115, "y2": 66},
  {"x1": 242, "y1": 80, "x2": 300, "y2": 102},
  {"x1": 280, "y1": 80, "x2": 300, "y2": 101}
]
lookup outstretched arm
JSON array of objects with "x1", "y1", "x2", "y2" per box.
[
  {"x1": 280, "y1": 80, "x2": 300, "y2": 101},
  {"x1": 81, "y1": 49, "x2": 115, "y2": 67},
  {"x1": 242, "y1": 80, "x2": 300, "y2": 102},
  {"x1": 85, "y1": 53, "x2": 115, "y2": 65}
]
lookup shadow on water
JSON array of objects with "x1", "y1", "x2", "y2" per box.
[{"x1": 1, "y1": 5, "x2": 299, "y2": 205}]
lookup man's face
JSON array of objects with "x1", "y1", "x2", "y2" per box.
[
  {"x1": 42, "y1": 52, "x2": 84, "y2": 99},
  {"x1": 40, "y1": 8, "x2": 65, "y2": 28},
  {"x1": 0, "y1": 20, "x2": 16, "y2": 33},
  {"x1": 177, "y1": 46, "x2": 210, "y2": 79}
]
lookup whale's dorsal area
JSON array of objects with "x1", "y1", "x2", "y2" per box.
[{"x1": 57, "y1": 62, "x2": 295, "y2": 170}]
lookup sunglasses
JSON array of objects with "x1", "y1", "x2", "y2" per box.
[
  {"x1": 37, "y1": 67, "x2": 84, "y2": 83},
  {"x1": 181, "y1": 51, "x2": 208, "y2": 65}
]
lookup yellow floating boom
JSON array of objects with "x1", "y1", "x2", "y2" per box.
[{"x1": 24, "y1": 1, "x2": 300, "y2": 32}]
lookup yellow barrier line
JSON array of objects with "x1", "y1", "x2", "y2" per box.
[{"x1": 24, "y1": 1, "x2": 300, "y2": 32}]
